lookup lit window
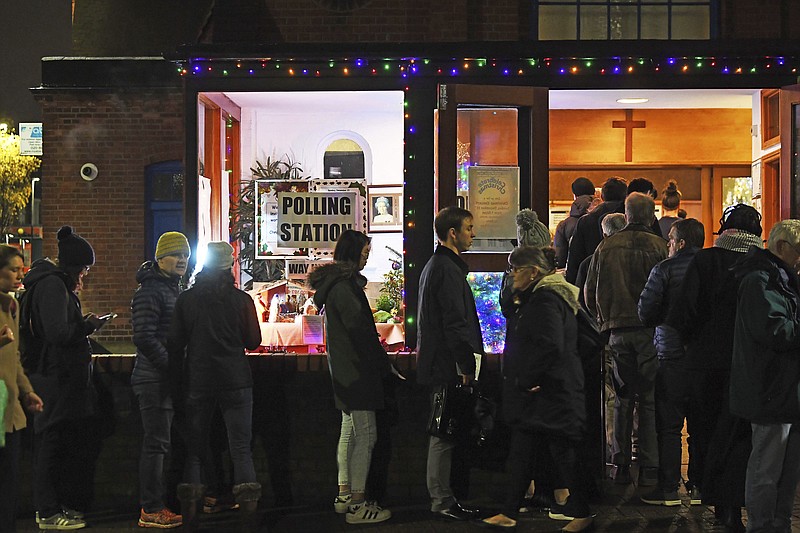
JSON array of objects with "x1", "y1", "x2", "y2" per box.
[{"x1": 535, "y1": 0, "x2": 714, "y2": 40}]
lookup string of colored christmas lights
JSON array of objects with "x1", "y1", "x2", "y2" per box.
[{"x1": 177, "y1": 55, "x2": 798, "y2": 78}]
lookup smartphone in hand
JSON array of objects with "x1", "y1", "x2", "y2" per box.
[{"x1": 98, "y1": 313, "x2": 118, "y2": 321}]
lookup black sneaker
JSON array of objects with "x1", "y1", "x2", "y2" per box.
[
  {"x1": 640, "y1": 488, "x2": 681, "y2": 506},
  {"x1": 548, "y1": 497, "x2": 591, "y2": 521}
]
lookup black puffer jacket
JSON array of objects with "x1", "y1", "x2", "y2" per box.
[
  {"x1": 131, "y1": 261, "x2": 182, "y2": 385},
  {"x1": 638, "y1": 246, "x2": 699, "y2": 360},
  {"x1": 416, "y1": 246, "x2": 482, "y2": 386},
  {"x1": 502, "y1": 274, "x2": 585, "y2": 439},
  {"x1": 554, "y1": 195, "x2": 593, "y2": 269},
  {"x1": 309, "y1": 261, "x2": 390, "y2": 412},
  {"x1": 22, "y1": 258, "x2": 95, "y2": 432}
]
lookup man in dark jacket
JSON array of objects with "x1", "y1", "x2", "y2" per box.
[
  {"x1": 730, "y1": 219, "x2": 800, "y2": 533},
  {"x1": 131, "y1": 231, "x2": 190, "y2": 529},
  {"x1": 554, "y1": 177, "x2": 595, "y2": 269},
  {"x1": 637, "y1": 218, "x2": 704, "y2": 506},
  {"x1": 417, "y1": 206, "x2": 483, "y2": 521},
  {"x1": 584, "y1": 193, "x2": 668, "y2": 486},
  {"x1": 565, "y1": 177, "x2": 627, "y2": 283}
]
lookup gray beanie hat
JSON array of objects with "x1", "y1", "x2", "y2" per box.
[
  {"x1": 516, "y1": 209, "x2": 551, "y2": 247},
  {"x1": 204, "y1": 241, "x2": 235, "y2": 270}
]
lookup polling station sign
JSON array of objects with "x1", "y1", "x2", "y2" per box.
[{"x1": 277, "y1": 192, "x2": 357, "y2": 248}]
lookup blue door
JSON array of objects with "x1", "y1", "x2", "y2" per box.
[{"x1": 145, "y1": 161, "x2": 184, "y2": 260}]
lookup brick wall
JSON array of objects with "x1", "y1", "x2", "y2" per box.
[{"x1": 34, "y1": 89, "x2": 185, "y2": 344}]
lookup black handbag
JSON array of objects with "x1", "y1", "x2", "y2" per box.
[{"x1": 427, "y1": 382, "x2": 496, "y2": 446}]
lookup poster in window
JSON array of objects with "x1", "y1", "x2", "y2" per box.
[
  {"x1": 467, "y1": 166, "x2": 519, "y2": 240},
  {"x1": 367, "y1": 185, "x2": 402, "y2": 233}
]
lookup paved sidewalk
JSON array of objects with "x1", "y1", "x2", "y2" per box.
[{"x1": 16, "y1": 478, "x2": 800, "y2": 532}]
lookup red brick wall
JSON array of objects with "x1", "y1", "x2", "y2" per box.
[{"x1": 34, "y1": 89, "x2": 184, "y2": 345}]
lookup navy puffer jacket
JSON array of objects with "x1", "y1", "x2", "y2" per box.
[{"x1": 131, "y1": 261, "x2": 182, "y2": 385}]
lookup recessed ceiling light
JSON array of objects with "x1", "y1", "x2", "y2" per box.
[{"x1": 616, "y1": 97, "x2": 649, "y2": 104}]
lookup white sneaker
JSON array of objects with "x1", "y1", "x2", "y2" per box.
[
  {"x1": 38, "y1": 511, "x2": 86, "y2": 530},
  {"x1": 345, "y1": 501, "x2": 391, "y2": 524},
  {"x1": 334, "y1": 494, "x2": 352, "y2": 514}
]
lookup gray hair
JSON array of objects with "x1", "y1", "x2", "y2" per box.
[
  {"x1": 625, "y1": 192, "x2": 655, "y2": 226},
  {"x1": 601, "y1": 213, "x2": 627, "y2": 237},
  {"x1": 767, "y1": 219, "x2": 800, "y2": 253}
]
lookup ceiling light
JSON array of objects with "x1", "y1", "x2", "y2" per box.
[{"x1": 616, "y1": 97, "x2": 649, "y2": 104}]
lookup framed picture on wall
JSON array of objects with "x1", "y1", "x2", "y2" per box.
[{"x1": 367, "y1": 185, "x2": 402, "y2": 233}]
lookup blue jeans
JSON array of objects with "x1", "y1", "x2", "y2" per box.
[
  {"x1": 336, "y1": 410, "x2": 377, "y2": 494},
  {"x1": 133, "y1": 381, "x2": 175, "y2": 513},
  {"x1": 184, "y1": 388, "x2": 256, "y2": 486},
  {"x1": 745, "y1": 423, "x2": 800, "y2": 533}
]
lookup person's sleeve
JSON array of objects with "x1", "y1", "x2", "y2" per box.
[
  {"x1": 167, "y1": 296, "x2": 188, "y2": 399},
  {"x1": 584, "y1": 251, "x2": 599, "y2": 317},
  {"x1": 34, "y1": 276, "x2": 91, "y2": 344},
  {"x1": 435, "y1": 269, "x2": 477, "y2": 375},
  {"x1": 131, "y1": 289, "x2": 169, "y2": 371},
  {"x1": 665, "y1": 256, "x2": 700, "y2": 336},
  {"x1": 515, "y1": 296, "x2": 565, "y2": 390},
  {"x1": 499, "y1": 273, "x2": 515, "y2": 318},
  {"x1": 16, "y1": 357, "x2": 33, "y2": 396},
  {"x1": 638, "y1": 263, "x2": 666, "y2": 327},
  {"x1": 737, "y1": 273, "x2": 800, "y2": 351},
  {"x1": 565, "y1": 219, "x2": 587, "y2": 284},
  {"x1": 554, "y1": 222, "x2": 568, "y2": 269},
  {"x1": 241, "y1": 296, "x2": 262, "y2": 351}
]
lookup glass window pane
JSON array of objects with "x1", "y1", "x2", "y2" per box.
[
  {"x1": 540, "y1": 5, "x2": 577, "y2": 40},
  {"x1": 580, "y1": 6, "x2": 608, "y2": 39},
  {"x1": 641, "y1": 6, "x2": 668, "y2": 39},
  {"x1": 671, "y1": 6, "x2": 710, "y2": 39},
  {"x1": 609, "y1": 5, "x2": 638, "y2": 39}
]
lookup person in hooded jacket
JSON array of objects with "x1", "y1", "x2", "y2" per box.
[
  {"x1": 554, "y1": 178, "x2": 595, "y2": 269},
  {"x1": 309, "y1": 230, "x2": 395, "y2": 525},
  {"x1": 729, "y1": 220, "x2": 800, "y2": 533},
  {"x1": 23, "y1": 226, "x2": 110, "y2": 530},
  {"x1": 131, "y1": 231, "x2": 190, "y2": 529},
  {"x1": 167, "y1": 241, "x2": 262, "y2": 531},
  {"x1": 482, "y1": 246, "x2": 592, "y2": 532}
]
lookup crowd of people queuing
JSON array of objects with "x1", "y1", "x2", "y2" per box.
[{"x1": 3, "y1": 174, "x2": 800, "y2": 532}]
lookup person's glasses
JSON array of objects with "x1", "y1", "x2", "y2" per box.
[{"x1": 506, "y1": 264, "x2": 533, "y2": 274}]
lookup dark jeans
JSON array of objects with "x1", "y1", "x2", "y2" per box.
[
  {"x1": 184, "y1": 388, "x2": 256, "y2": 486},
  {"x1": 688, "y1": 368, "x2": 727, "y2": 495},
  {"x1": 0, "y1": 430, "x2": 21, "y2": 533},
  {"x1": 654, "y1": 360, "x2": 696, "y2": 492},
  {"x1": 34, "y1": 418, "x2": 96, "y2": 517},
  {"x1": 133, "y1": 381, "x2": 175, "y2": 513},
  {"x1": 502, "y1": 429, "x2": 589, "y2": 520}
]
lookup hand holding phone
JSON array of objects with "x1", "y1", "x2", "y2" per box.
[{"x1": 98, "y1": 313, "x2": 118, "y2": 321}]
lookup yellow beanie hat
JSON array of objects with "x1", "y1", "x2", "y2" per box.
[{"x1": 155, "y1": 232, "x2": 191, "y2": 260}]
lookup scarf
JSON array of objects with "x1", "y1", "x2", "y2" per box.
[{"x1": 714, "y1": 228, "x2": 763, "y2": 253}]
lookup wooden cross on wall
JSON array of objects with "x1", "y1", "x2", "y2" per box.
[{"x1": 612, "y1": 109, "x2": 646, "y2": 162}]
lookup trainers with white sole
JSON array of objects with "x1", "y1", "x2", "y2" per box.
[
  {"x1": 38, "y1": 511, "x2": 86, "y2": 530},
  {"x1": 334, "y1": 493, "x2": 352, "y2": 514},
  {"x1": 345, "y1": 501, "x2": 391, "y2": 524}
]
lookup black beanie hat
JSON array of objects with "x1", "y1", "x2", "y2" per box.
[{"x1": 57, "y1": 226, "x2": 95, "y2": 267}]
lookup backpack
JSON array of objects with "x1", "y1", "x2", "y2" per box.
[{"x1": 18, "y1": 282, "x2": 45, "y2": 374}]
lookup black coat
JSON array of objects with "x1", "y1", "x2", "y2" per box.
[
  {"x1": 665, "y1": 247, "x2": 745, "y2": 370},
  {"x1": 131, "y1": 261, "x2": 182, "y2": 385},
  {"x1": 167, "y1": 279, "x2": 261, "y2": 393},
  {"x1": 310, "y1": 261, "x2": 390, "y2": 412},
  {"x1": 501, "y1": 280, "x2": 585, "y2": 440},
  {"x1": 22, "y1": 259, "x2": 96, "y2": 433},
  {"x1": 416, "y1": 246, "x2": 482, "y2": 386}
]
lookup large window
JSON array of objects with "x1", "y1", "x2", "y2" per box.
[{"x1": 535, "y1": 0, "x2": 714, "y2": 40}]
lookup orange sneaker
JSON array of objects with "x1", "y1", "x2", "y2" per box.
[{"x1": 138, "y1": 508, "x2": 182, "y2": 529}]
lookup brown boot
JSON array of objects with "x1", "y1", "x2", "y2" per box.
[
  {"x1": 177, "y1": 483, "x2": 205, "y2": 533},
  {"x1": 233, "y1": 482, "x2": 262, "y2": 533}
]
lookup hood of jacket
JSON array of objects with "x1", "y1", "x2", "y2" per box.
[
  {"x1": 732, "y1": 246, "x2": 800, "y2": 291},
  {"x1": 569, "y1": 195, "x2": 594, "y2": 217},
  {"x1": 594, "y1": 200, "x2": 625, "y2": 234},
  {"x1": 309, "y1": 261, "x2": 365, "y2": 308},
  {"x1": 22, "y1": 257, "x2": 64, "y2": 290},
  {"x1": 532, "y1": 273, "x2": 580, "y2": 314},
  {"x1": 135, "y1": 260, "x2": 182, "y2": 287}
]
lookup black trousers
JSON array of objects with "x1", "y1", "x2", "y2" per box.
[
  {"x1": 0, "y1": 430, "x2": 22, "y2": 533},
  {"x1": 501, "y1": 428, "x2": 588, "y2": 519},
  {"x1": 654, "y1": 360, "x2": 697, "y2": 492}
]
